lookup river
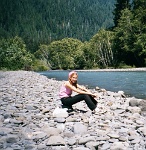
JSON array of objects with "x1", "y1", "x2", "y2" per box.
[{"x1": 38, "y1": 70, "x2": 146, "y2": 100}]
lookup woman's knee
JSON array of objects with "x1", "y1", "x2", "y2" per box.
[{"x1": 83, "y1": 94, "x2": 90, "y2": 99}]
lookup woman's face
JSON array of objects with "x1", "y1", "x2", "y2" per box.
[{"x1": 70, "y1": 74, "x2": 78, "y2": 83}]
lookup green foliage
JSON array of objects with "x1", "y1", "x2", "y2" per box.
[
  {"x1": 31, "y1": 59, "x2": 49, "y2": 71},
  {"x1": 77, "y1": 42, "x2": 92, "y2": 69},
  {"x1": 43, "y1": 30, "x2": 114, "y2": 70},
  {"x1": 113, "y1": 8, "x2": 133, "y2": 66},
  {"x1": 132, "y1": 0, "x2": 146, "y2": 66},
  {"x1": 0, "y1": 0, "x2": 115, "y2": 52},
  {"x1": 118, "y1": 61, "x2": 135, "y2": 69},
  {"x1": 112, "y1": 0, "x2": 146, "y2": 67},
  {"x1": 113, "y1": 0, "x2": 131, "y2": 27},
  {"x1": 47, "y1": 38, "x2": 83, "y2": 69},
  {"x1": 0, "y1": 0, "x2": 146, "y2": 70},
  {"x1": 34, "y1": 44, "x2": 52, "y2": 69},
  {"x1": 90, "y1": 29, "x2": 114, "y2": 68},
  {"x1": 0, "y1": 36, "x2": 33, "y2": 70}
]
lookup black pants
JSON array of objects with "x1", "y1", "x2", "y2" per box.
[{"x1": 61, "y1": 94, "x2": 97, "y2": 111}]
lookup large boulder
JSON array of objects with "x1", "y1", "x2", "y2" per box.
[
  {"x1": 139, "y1": 100, "x2": 146, "y2": 111},
  {"x1": 53, "y1": 107, "x2": 68, "y2": 118},
  {"x1": 129, "y1": 99, "x2": 141, "y2": 107}
]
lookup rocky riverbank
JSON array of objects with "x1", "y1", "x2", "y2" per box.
[{"x1": 0, "y1": 71, "x2": 146, "y2": 150}]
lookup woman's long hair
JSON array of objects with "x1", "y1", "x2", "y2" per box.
[{"x1": 68, "y1": 71, "x2": 77, "y2": 88}]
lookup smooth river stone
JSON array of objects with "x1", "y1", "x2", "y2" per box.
[{"x1": 46, "y1": 135, "x2": 65, "y2": 146}]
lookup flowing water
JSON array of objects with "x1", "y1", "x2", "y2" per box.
[{"x1": 38, "y1": 70, "x2": 146, "y2": 99}]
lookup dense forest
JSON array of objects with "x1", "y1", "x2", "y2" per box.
[
  {"x1": 0, "y1": 0, "x2": 115, "y2": 52},
  {"x1": 0, "y1": 0, "x2": 146, "y2": 70}
]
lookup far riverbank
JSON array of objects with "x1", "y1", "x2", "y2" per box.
[{"x1": 74, "y1": 67, "x2": 146, "y2": 72}]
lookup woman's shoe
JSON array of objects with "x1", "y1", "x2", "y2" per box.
[
  {"x1": 92, "y1": 107, "x2": 107, "y2": 114},
  {"x1": 92, "y1": 107, "x2": 100, "y2": 114}
]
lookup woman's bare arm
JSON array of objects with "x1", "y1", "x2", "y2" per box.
[
  {"x1": 65, "y1": 82, "x2": 96, "y2": 97},
  {"x1": 77, "y1": 84, "x2": 91, "y2": 93}
]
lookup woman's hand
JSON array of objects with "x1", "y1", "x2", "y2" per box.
[{"x1": 90, "y1": 93, "x2": 98, "y2": 98}]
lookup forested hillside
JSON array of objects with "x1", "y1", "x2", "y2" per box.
[
  {"x1": 0, "y1": 0, "x2": 145, "y2": 71},
  {"x1": 0, "y1": 0, "x2": 115, "y2": 52}
]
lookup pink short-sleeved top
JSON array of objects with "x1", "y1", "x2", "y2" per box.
[{"x1": 59, "y1": 83, "x2": 72, "y2": 98}]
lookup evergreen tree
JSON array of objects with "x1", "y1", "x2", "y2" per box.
[
  {"x1": 113, "y1": 0, "x2": 131, "y2": 27},
  {"x1": 113, "y1": 8, "x2": 134, "y2": 67},
  {"x1": 113, "y1": 0, "x2": 146, "y2": 67},
  {"x1": 131, "y1": 0, "x2": 146, "y2": 66}
]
